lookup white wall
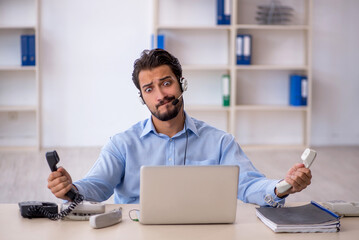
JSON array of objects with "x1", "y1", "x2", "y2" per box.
[
  {"x1": 311, "y1": 0, "x2": 359, "y2": 145},
  {"x1": 41, "y1": 0, "x2": 151, "y2": 147},
  {"x1": 40, "y1": 0, "x2": 359, "y2": 147}
]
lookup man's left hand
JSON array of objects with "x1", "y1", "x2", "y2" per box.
[{"x1": 276, "y1": 163, "x2": 312, "y2": 198}]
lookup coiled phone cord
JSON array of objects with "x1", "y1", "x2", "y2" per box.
[{"x1": 28, "y1": 194, "x2": 84, "y2": 220}]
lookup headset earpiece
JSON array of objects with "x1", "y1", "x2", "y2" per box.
[
  {"x1": 180, "y1": 77, "x2": 188, "y2": 92},
  {"x1": 138, "y1": 93, "x2": 145, "y2": 105}
]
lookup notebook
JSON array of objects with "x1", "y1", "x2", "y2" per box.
[
  {"x1": 256, "y1": 201, "x2": 340, "y2": 233},
  {"x1": 139, "y1": 165, "x2": 239, "y2": 224}
]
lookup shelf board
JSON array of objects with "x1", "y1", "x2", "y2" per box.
[
  {"x1": 156, "y1": 25, "x2": 231, "y2": 30},
  {"x1": 0, "y1": 25, "x2": 36, "y2": 30},
  {"x1": 235, "y1": 65, "x2": 308, "y2": 71},
  {"x1": 235, "y1": 105, "x2": 308, "y2": 111},
  {"x1": 185, "y1": 105, "x2": 230, "y2": 112},
  {"x1": 156, "y1": 25, "x2": 309, "y2": 31},
  {"x1": 0, "y1": 65, "x2": 37, "y2": 71},
  {"x1": 182, "y1": 65, "x2": 230, "y2": 71},
  {"x1": 236, "y1": 24, "x2": 309, "y2": 30},
  {"x1": 0, "y1": 106, "x2": 37, "y2": 112}
]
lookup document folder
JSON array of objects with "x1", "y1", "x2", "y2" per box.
[{"x1": 256, "y1": 201, "x2": 340, "y2": 233}]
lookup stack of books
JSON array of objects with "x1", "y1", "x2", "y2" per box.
[{"x1": 256, "y1": 201, "x2": 340, "y2": 233}]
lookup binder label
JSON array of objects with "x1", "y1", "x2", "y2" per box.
[
  {"x1": 236, "y1": 36, "x2": 243, "y2": 56},
  {"x1": 224, "y1": 0, "x2": 231, "y2": 15},
  {"x1": 243, "y1": 36, "x2": 251, "y2": 57},
  {"x1": 301, "y1": 78, "x2": 308, "y2": 98}
]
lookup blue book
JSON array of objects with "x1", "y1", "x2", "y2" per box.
[
  {"x1": 28, "y1": 35, "x2": 36, "y2": 66},
  {"x1": 289, "y1": 75, "x2": 307, "y2": 106},
  {"x1": 151, "y1": 34, "x2": 165, "y2": 49},
  {"x1": 217, "y1": 0, "x2": 224, "y2": 25},
  {"x1": 21, "y1": 35, "x2": 29, "y2": 66},
  {"x1": 237, "y1": 34, "x2": 252, "y2": 65},
  {"x1": 236, "y1": 35, "x2": 243, "y2": 64},
  {"x1": 217, "y1": 0, "x2": 231, "y2": 25}
]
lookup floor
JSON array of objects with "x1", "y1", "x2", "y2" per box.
[{"x1": 0, "y1": 146, "x2": 358, "y2": 204}]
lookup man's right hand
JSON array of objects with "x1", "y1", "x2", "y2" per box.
[{"x1": 47, "y1": 167, "x2": 75, "y2": 201}]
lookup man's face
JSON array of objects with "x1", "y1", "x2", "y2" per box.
[{"x1": 139, "y1": 65, "x2": 183, "y2": 121}]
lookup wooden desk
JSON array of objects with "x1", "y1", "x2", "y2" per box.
[{"x1": 1, "y1": 201, "x2": 357, "y2": 240}]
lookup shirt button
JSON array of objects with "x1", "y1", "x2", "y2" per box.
[
  {"x1": 169, "y1": 139, "x2": 173, "y2": 142},
  {"x1": 169, "y1": 158, "x2": 172, "y2": 161}
]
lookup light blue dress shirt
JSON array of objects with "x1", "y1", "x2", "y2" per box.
[{"x1": 74, "y1": 112, "x2": 286, "y2": 206}]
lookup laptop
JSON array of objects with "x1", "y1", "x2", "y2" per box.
[{"x1": 139, "y1": 165, "x2": 239, "y2": 224}]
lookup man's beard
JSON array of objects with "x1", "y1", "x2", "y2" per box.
[{"x1": 150, "y1": 96, "x2": 183, "y2": 121}]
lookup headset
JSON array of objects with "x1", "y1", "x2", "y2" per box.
[
  {"x1": 138, "y1": 77, "x2": 189, "y2": 165},
  {"x1": 139, "y1": 77, "x2": 188, "y2": 105}
]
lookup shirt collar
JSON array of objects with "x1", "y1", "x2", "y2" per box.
[
  {"x1": 184, "y1": 111, "x2": 199, "y2": 137},
  {"x1": 140, "y1": 111, "x2": 199, "y2": 138}
]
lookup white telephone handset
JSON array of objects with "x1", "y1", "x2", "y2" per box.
[{"x1": 276, "y1": 148, "x2": 317, "y2": 194}]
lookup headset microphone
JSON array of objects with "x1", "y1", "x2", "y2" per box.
[{"x1": 172, "y1": 93, "x2": 183, "y2": 105}]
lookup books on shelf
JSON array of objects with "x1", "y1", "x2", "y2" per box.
[
  {"x1": 256, "y1": 201, "x2": 340, "y2": 233},
  {"x1": 221, "y1": 74, "x2": 230, "y2": 106},
  {"x1": 289, "y1": 74, "x2": 307, "y2": 106},
  {"x1": 236, "y1": 34, "x2": 252, "y2": 65},
  {"x1": 151, "y1": 34, "x2": 165, "y2": 50},
  {"x1": 21, "y1": 35, "x2": 36, "y2": 66},
  {"x1": 217, "y1": 0, "x2": 231, "y2": 25}
]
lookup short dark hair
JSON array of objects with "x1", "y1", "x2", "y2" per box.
[{"x1": 132, "y1": 48, "x2": 182, "y2": 91}]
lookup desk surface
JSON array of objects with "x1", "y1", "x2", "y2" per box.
[{"x1": 1, "y1": 201, "x2": 358, "y2": 240}]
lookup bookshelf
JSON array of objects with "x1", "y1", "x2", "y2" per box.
[
  {"x1": 0, "y1": 0, "x2": 40, "y2": 150},
  {"x1": 153, "y1": 0, "x2": 312, "y2": 148}
]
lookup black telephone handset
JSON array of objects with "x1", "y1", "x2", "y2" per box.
[
  {"x1": 19, "y1": 151, "x2": 84, "y2": 220},
  {"x1": 46, "y1": 150, "x2": 77, "y2": 201}
]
